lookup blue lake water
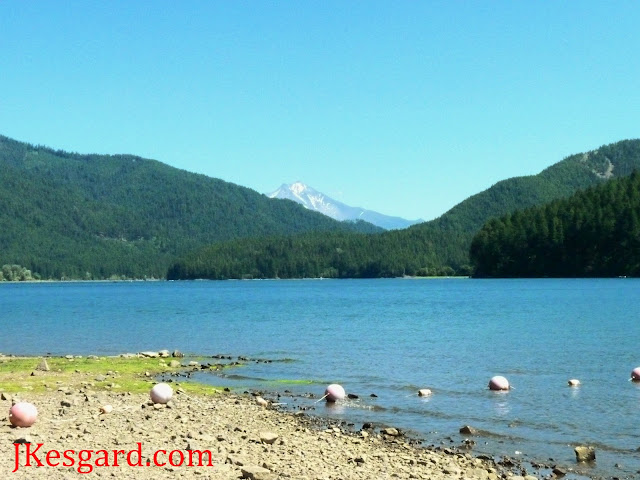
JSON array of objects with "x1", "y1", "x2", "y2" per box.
[{"x1": 1, "y1": 278, "x2": 639, "y2": 478}]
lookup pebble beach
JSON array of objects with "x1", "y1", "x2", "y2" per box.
[{"x1": 0, "y1": 359, "x2": 544, "y2": 480}]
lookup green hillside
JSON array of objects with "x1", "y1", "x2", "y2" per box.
[
  {"x1": 168, "y1": 139, "x2": 640, "y2": 279},
  {"x1": 0, "y1": 135, "x2": 379, "y2": 279},
  {"x1": 409, "y1": 139, "x2": 640, "y2": 269},
  {"x1": 470, "y1": 171, "x2": 640, "y2": 277}
]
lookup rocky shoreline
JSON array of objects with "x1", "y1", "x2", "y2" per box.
[
  {"x1": 0, "y1": 353, "x2": 602, "y2": 479},
  {"x1": 2, "y1": 387, "x2": 542, "y2": 480}
]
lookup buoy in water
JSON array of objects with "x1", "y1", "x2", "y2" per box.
[
  {"x1": 325, "y1": 384, "x2": 346, "y2": 402},
  {"x1": 150, "y1": 383, "x2": 173, "y2": 404},
  {"x1": 567, "y1": 379, "x2": 581, "y2": 387},
  {"x1": 631, "y1": 367, "x2": 640, "y2": 382},
  {"x1": 9, "y1": 402, "x2": 38, "y2": 427},
  {"x1": 418, "y1": 388, "x2": 432, "y2": 397},
  {"x1": 488, "y1": 376, "x2": 510, "y2": 391}
]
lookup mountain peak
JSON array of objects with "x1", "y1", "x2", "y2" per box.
[
  {"x1": 267, "y1": 182, "x2": 422, "y2": 230},
  {"x1": 289, "y1": 181, "x2": 308, "y2": 195}
]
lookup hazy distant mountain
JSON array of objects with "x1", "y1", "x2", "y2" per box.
[{"x1": 267, "y1": 182, "x2": 423, "y2": 230}]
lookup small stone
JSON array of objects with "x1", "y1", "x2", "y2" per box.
[
  {"x1": 255, "y1": 396, "x2": 269, "y2": 407},
  {"x1": 169, "y1": 360, "x2": 181, "y2": 368},
  {"x1": 575, "y1": 445, "x2": 596, "y2": 462},
  {"x1": 172, "y1": 350, "x2": 184, "y2": 357},
  {"x1": 260, "y1": 432, "x2": 279, "y2": 445},
  {"x1": 95, "y1": 375, "x2": 107, "y2": 382},
  {"x1": 14, "y1": 435, "x2": 33, "y2": 444},
  {"x1": 354, "y1": 455, "x2": 366, "y2": 463},
  {"x1": 65, "y1": 355, "x2": 74, "y2": 360},
  {"x1": 241, "y1": 465, "x2": 273, "y2": 480},
  {"x1": 188, "y1": 361, "x2": 200, "y2": 367},
  {"x1": 186, "y1": 441, "x2": 199, "y2": 451},
  {"x1": 382, "y1": 427, "x2": 400, "y2": 436},
  {"x1": 226, "y1": 454, "x2": 247, "y2": 466},
  {"x1": 158, "y1": 350, "x2": 170, "y2": 357},
  {"x1": 140, "y1": 351, "x2": 159, "y2": 358}
]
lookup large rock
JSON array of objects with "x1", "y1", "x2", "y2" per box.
[
  {"x1": 260, "y1": 431, "x2": 279, "y2": 445},
  {"x1": 460, "y1": 425, "x2": 477, "y2": 435},
  {"x1": 36, "y1": 358, "x2": 50, "y2": 371},
  {"x1": 575, "y1": 445, "x2": 596, "y2": 462},
  {"x1": 241, "y1": 465, "x2": 273, "y2": 480},
  {"x1": 139, "y1": 351, "x2": 159, "y2": 358}
]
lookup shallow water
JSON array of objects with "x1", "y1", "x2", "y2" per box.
[{"x1": 2, "y1": 278, "x2": 639, "y2": 478}]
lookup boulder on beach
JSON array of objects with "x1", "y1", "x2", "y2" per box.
[
  {"x1": 459, "y1": 425, "x2": 477, "y2": 435},
  {"x1": 35, "y1": 358, "x2": 50, "y2": 372},
  {"x1": 575, "y1": 445, "x2": 596, "y2": 462}
]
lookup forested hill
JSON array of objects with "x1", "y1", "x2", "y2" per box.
[
  {"x1": 168, "y1": 139, "x2": 640, "y2": 279},
  {"x1": 470, "y1": 171, "x2": 640, "y2": 277},
  {"x1": 406, "y1": 139, "x2": 640, "y2": 269},
  {"x1": 0, "y1": 135, "x2": 379, "y2": 279}
]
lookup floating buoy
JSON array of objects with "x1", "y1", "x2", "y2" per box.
[
  {"x1": 631, "y1": 367, "x2": 640, "y2": 382},
  {"x1": 150, "y1": 383, "x2": 173, "y2": 404},
  {"x1": 568, "y1": 379, "x2": 581, "y2": 387},
  {"x1": 9, "y1": 402, "x2": 38, "y2": 427},
  {"x1": 488, "y1": 376, "x2": 510, "y2": 391},
  {"x1": 324, "y1": 384, "x2": 346, "y2": 402},
  {"x1": 418, "y1": 388, "x2": 432, "y2": 397}
]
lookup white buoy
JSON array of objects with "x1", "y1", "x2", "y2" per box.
[
  {"x1": 631, "y1": 367, "x2": 640, "y2": 382},
  {"x1": 418, "y1": 388, "x2": 432, "y2": 397},
  {"x1": 324, "y1": 384, "x2": 346, "y2": 402},
  {"x1": 150, "y1": 383, "x2": 173, "y2": 404},
  {"x1": 9, "y1": 402, "x2": 38, "y2": 427},
  {"x1": 488, "y1": 376, "x2": 510, "y2": 391},
  {"x1": 568, "y1": 379, "x2": 581, "y2": 387}
]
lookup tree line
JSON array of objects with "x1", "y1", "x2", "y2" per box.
[{"x1": 470, "y1": 171, "x2": 640, "y2": 277}]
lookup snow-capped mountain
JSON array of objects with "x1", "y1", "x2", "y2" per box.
[{"x1": 267, "y1": 182, "x2": 423, "y2": 230}]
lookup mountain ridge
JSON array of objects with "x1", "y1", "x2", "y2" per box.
[
  {"x1": 0, "y1": 134, "x2": 380, "y2": 279},
  {"x1": 169, "y1": 138, "x2": 640, "y2": 279}
]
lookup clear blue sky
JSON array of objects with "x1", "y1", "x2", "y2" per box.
[{"x1": 1, "y1": 1, "x2": 639, "y2": 221}]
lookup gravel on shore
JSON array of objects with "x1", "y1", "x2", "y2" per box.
[{"x1": 0, "y1": 387, "x2": 541, "y2": 480}]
